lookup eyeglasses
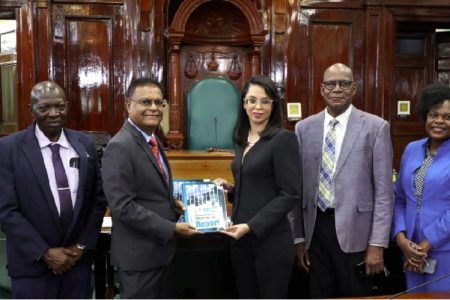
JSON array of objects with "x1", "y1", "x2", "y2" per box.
[
  {"x1": 427, "y1": 111, "x2": 450, "y2": 121},
  {"x1": 33, "y1": 102, "x2": 68, "y2": 113},
  {"x1": 126, "y1": 97, "x2": 167, "y2": 108},
  {"x1": 244, "y1": 97, "x2": 273, "y2": 107},
  {"x1": 322, "y1": 80, "x2": 354, "y2": 90}
]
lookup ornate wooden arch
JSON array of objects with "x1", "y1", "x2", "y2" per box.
[{"x1": 166, "y1": 0, "x2": 266, "y2": 149}]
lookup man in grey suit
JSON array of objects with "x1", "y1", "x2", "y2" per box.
[
  {"x1": 292, "y1": 63, "x2": 394, "y2": 297},
  {"x1": 102, "y1": 78, "x2": 199, "y2": 298}
]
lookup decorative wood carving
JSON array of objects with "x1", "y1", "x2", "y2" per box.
[
  {"x1": 184, "y1": 54, "x2": 198, "y2": 79},
  {"x1": 206, "y1": 49, "x2": 219, "y2": 72},
  {"x1": 227, "y1": 54, "x2": 242, "y2": 80},
  {"x1": 184, "y1": 2, "x2": 251, "y2": 45}
]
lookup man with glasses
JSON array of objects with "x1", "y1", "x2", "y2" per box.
[
  {"x1": 0, "y1": 81, "x2": 106, "y2": 298},
  {"x1": 292, "y1": 63, "x2": 394, "y2": 297},
  {"x1": 101, "y1": 77, "x2": 200, "y2": 298}
]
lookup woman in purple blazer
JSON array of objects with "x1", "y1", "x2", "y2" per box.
[{"x1": 392, "y1": 84, "x2": 450, "y2": 292}]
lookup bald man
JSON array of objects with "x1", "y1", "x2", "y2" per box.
[
  {"x1": 292, "y1": 63, "x2": 394, "y2": 297},
  {"x1": 0, "y1": 81, "x2": 106, "y2": 298}
]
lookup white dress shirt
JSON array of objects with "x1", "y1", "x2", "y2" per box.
[
  {"x1": 35, "y1": 125, "x2": 79, "y2": 215},
  {"x1": 127, "y1": 118, "x2": 169, "y2": 179}
]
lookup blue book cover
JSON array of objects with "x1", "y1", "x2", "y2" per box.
[{"x1": 181, "y1": 182, "x2": 228, "y2": 232}]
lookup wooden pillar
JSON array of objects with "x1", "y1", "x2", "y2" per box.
[{"x1": 167, "y1": 40, "x2": 184, "y2": 149}]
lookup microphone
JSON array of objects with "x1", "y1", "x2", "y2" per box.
[
  {"x1": 389, "y1": 272, "x2": 450, "y2": 298},
  {"x1": 213, "y1": 117, "x2": 218, "y2": 147}
]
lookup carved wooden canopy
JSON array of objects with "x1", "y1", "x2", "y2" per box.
[
  {"x1": 169, "y1": 0, "x2": 266, "y2": 45},
  {"x1": 166, "y1": 0, "x2": 266, "y2": 149}
]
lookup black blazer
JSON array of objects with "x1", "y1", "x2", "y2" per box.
[{"x1": 231, "y1": 128, "x2": 302, "y2": 238}]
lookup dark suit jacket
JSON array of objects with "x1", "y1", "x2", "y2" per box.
[
  {"x1": 0, "y1": 123, "x2": 106, "y2": 277},
  {"x1": 101, "y1": 121, "x2": 178, "y2": 271},
  {"x1": 231, "y1": 128, "x2": 301, "y2": 238}
]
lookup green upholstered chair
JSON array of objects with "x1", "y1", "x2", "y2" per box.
[
  {"x1": 186, "y1": 77, "x2": 240, "y2": 150},
  {"x1": 0, "y1": 231, "x2": 11, "y2": 297}
]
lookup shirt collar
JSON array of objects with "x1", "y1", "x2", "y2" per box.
[
  {"x1": 127, "y1": 118, "x2": 155, "y2": 142},
  {"x1": 324, "y1": 104, "x2": 353, "y2": 128},
  {"x1": 35, "y1": 124, "x2": 70, "y2": 149}
]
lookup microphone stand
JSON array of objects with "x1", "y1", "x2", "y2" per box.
[{"x1": 390, "y1": 273, "x2": 450, "y2": 298}]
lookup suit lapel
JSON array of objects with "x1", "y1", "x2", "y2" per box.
[
  {"x1": 310, "y1": 113, "x2": 325, "y2": 164},
  {"x1": 20, "y1": 125, "x2": 62, "y2": 230},
  {"x1": 124, "y1": 121, "x2": 170, "y2": 189},
  {"x1": 334, "y1": 108, "x2": 364, "y2": 177},
  {"x1": 65, "y1": 130, "x2": 88, "y2": 235}
]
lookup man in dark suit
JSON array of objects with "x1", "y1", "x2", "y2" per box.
[
  {"x1": 101, "y1": 77, "x2": 199, "y2": 298},
  {"x1": 292, "y1": 63, "x2": 394, "y2": 297},
  {"x1": 0, "y1": 81, "x2": 106, "y2": 298}
]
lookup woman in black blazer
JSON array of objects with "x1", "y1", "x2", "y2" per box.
[{"x1": 215, "y1": 75, "x2": 302, "y2": 298}]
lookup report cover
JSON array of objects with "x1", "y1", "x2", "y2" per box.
[{"x1": 181, "y1": 182, "x2": 228, "y2": 232}]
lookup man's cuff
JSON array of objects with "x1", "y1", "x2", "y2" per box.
[{"x1": 294, "y1": 238, "x2": 305, "y2": 244}]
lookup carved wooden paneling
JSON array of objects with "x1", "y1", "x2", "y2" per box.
[
  {"x1": 51, "y1": 3, "x2": 125, "y2": 133},
  {"x1": 36, "y1": 3, "x2": 49, "y2": 82},
  {"x1": 167, "y1": 0, "x2": 265, "y2": 149},
  {"x1": 364, "y1": 6, "x2": 385, "y2": 117},
  {"x1": 286, "y1": 9, "x2": 365, "y2": 118},
  {"x1": 390, "y1": 29, "x2": 434, "y2": 169}
]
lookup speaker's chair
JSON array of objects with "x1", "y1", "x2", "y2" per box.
[{"x1": 186, "y1": 77, "x2": 240, "y2": 150}]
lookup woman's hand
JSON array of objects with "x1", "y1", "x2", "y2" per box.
[
  {"x1": 396, "y1": 232, "x2": 426, "y2": 272},
  {"x1": 222, "y1": 223, "x2": 250, "y2": 240},
  {"x1": 213, "y1": 178, "x2": 234, "y2": 192}
]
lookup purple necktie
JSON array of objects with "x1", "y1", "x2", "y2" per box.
[{"x1": 49, "y1": 144, "x2": 73, "y2": 231}]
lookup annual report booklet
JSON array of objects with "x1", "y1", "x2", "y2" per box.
[{"x1": 174, "y1": 180, "x2": 228, "y2": 232}]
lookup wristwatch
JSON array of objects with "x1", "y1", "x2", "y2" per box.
[{"x1": 76, "y1": 243, "x2": 87, "y2": 250}]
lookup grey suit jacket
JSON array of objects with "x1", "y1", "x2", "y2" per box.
[
  {"x1": 292, "y1": 107, "x2": 394, "y2": 253},
  {"x1": 102, "y1": 121, "x2": 178, "y2": 271}
]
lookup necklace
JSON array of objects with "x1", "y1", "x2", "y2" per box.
[{"x1": 247, "y1": 135, "x2": 260, "y2": 146}]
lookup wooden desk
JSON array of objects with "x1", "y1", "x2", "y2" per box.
[{"x1": 167, "y1": 150, "x2": 234, "y2": 182}]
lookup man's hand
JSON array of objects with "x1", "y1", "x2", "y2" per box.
[
  {"x1": 296, "y1": 242, "x2": 310, "y2": 273},
  {"x1": 364, "y1": 245, "x2": 384, "y2": 276},
  {"x1": 64, "y1": 245, "x2": 85, "y2": 264},
  {"x1": 174, "y1": 222, "x2": 201, "y2": 237},
  {"x1": 42, "y1": 247, "x2": 74, "y2": 275},
  {"x1": 222, "y1": 224, "x2": 250, "y2": 240},
  {"x1": 174, "y1": 200, "x2": 185, "y2": 216}
]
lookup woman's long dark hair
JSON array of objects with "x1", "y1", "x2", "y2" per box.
[{"x1": 232, "y1": 75, "x2": 284, "y2": 146}]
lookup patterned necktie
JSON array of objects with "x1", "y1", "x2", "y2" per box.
[
  {"x1": 149, "y1": 136, "x2": 167, "y2": 181},
  {"x1": 49, "y1": 144, "x2": 73, "y2": 231},
  {"x1": 317, "y1": 119, "x2": 339, "y2": 211}
]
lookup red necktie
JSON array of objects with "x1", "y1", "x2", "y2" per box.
[{"x1": 148, "y1": 136, "x2": 167, "y2": 181}]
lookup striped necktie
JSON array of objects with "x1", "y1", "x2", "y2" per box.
[{"x1": 317, "y1": 119, "x2": 338, "y2": 211}]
